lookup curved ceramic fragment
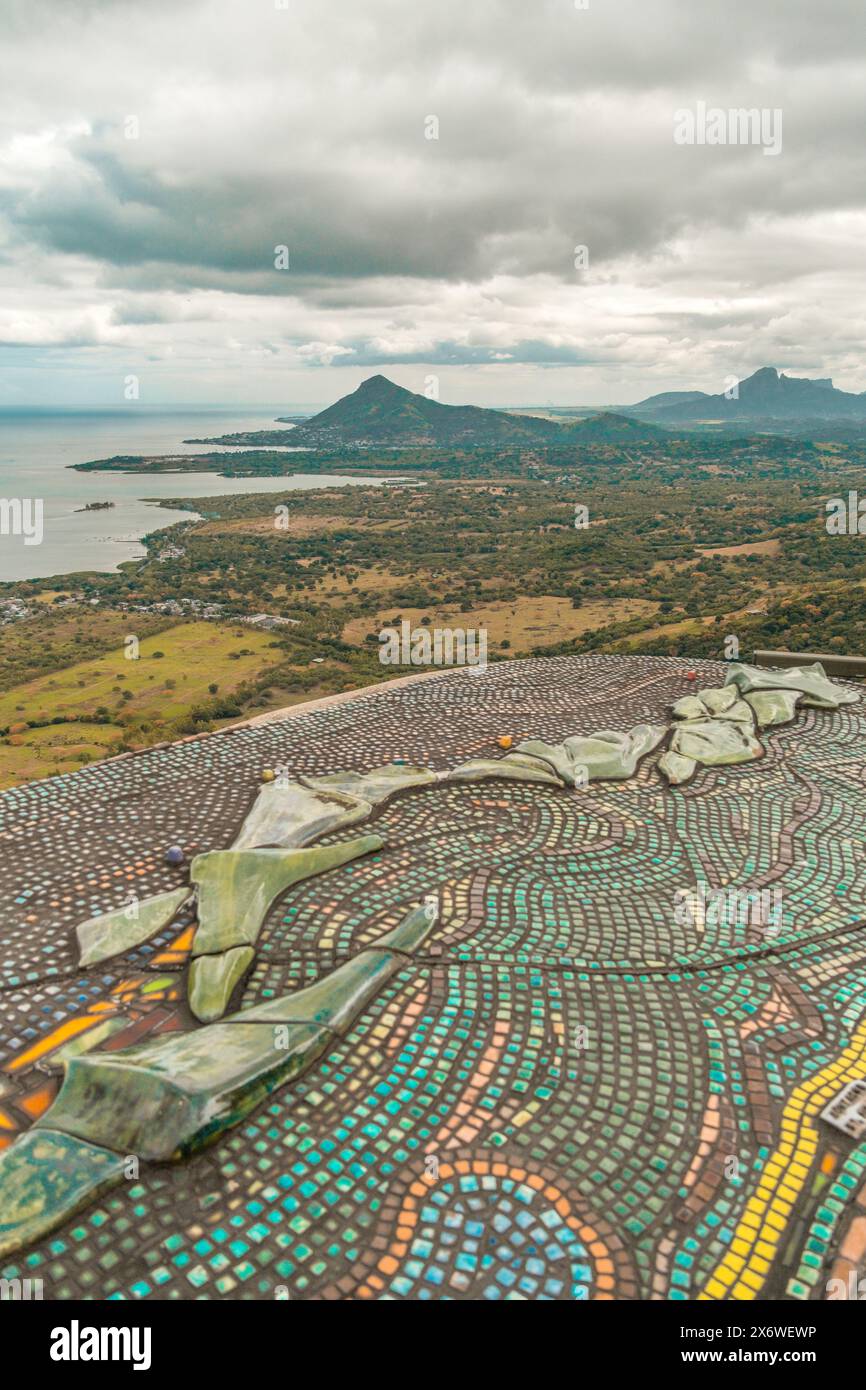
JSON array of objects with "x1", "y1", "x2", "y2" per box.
[
  {"x1": 447, "y1": 756, "x2": 563, "y2": 785},
  {"x1": 502, "y1": 752, "x2": 568, "y2": 781},
  {"x1": 670, "y1": 718, "x2": 763, "y2": 767},
  {"x1": 672, "y1": 688, "x2": 753, "y2": 726},
  {"x1": 190, "y1": 834, "x2": 384, "y2": 956},
  {"x1": 303, "y1": 763, "x2": 437, "y2": 805},
  {"x1": 369, "y1": 900, "x2": 438, "y2": 953},
  {"x1": 231, "y1": 780, "x2": 370, "y2": 851},
  {"x1": 672, "y1": 695, "x2": 707, "y2": 721},
  {"x1": 188, "y1": 946, "x2": 255, "y2": 1023},
  {"x1": 709, "y1": 699, "x2": 755, "y2": 726},
  {"x1": 697, "y1": 685, "x2": 739, "y2": 715},
  {"x1": 515, "y1": 724, "x2": 667, "y2": 785},
  {"x1": 0, "y1": 1129, "x2": 124, "y2": 1261},
  {"x1": 725, "y1": 661, "x2": 859, "y2": 708},
  {"x1": 0, "y1": 902, "x2": 438, "y2": 1257},
  {"x1": 744, "y1": 688, "x2": 802, "y2": 728},
  {"x1": 658, "y1": 750, "x2": 698, "y2": 786},
  {"x1": 241, "y1": 902, "x2": 438, "y2": 1032},
  {"x1": 34, "y1": 1018, "x2": 330, "y2": 1161},
  {"x1": 76, "y1": 887, "x2": 190, "y2": 967}
]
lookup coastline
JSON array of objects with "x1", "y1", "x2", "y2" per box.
[
  {"x1": 1, "y1": 472, "x2": 399, "y2": 585},
  {"x1": 0, "y1": 408, "x2": 335, "y2": 583}
]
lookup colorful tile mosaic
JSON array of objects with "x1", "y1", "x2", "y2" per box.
[{"x1": 1, "y1": 653, "x2": 865, "y2": 1300}]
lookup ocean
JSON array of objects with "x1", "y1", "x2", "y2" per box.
[{"x1": 0, "y1": 407, "x2": 379, "y2": 583}]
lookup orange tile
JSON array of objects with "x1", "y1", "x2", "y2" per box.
[
  {"x1": 18, "y1": 1084, "x2": 55, "y2": 1119},
  {"x1": 7, "y1": 1014, "x2": 98, "y2": 1071}
]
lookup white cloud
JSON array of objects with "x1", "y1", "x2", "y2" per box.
[{"x1": 2, "y1": 0, "x2": 865, "y2": 404}]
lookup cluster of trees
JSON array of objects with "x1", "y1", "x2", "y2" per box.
[{"x1": 5, "y1": 429, "x2": 866, "y2": 753}]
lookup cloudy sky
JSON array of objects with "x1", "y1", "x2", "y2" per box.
[{"x1": 1, "y1": 0, "x2": 865, "y2": 408}]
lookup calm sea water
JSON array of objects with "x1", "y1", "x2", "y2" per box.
[{"x1": 0, "y1": 407, "x2": 379, "y2": 583}]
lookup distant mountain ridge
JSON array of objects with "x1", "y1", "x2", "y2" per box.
[
  {"x1": 627, "y1": 367, "x2": 866, "y2": 425},
  {"x1": 187, "y1": 368, "x2": 866, "y2": 452},
  {"x1": 288, "y1": 368, "x2": 866, "y2": 446},
  {"x1": 268, "y1": 374, "x2": 664, "y2": 447},
  {"x1": 280, "y1": 374, "x2": 561, "y2": 444}
]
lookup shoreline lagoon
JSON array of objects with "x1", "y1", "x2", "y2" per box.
[{"x1": 0, "y1": 408, "x2": 389, "y2": 582}]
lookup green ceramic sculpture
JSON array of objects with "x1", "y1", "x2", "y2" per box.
[
  {"x1": 231, "y1": 780, "x2": 371, "y2": 850},
  {"x1": 76, "y1": 887, "x2": 190, "y2": 967},
  {"x1": 303, "y1": 763, "x2": 438, "y2": 805},
  {"x1": 725, "y1": 661, "x2": 859, "y2": 709},
  {"x1": 515, "y1": 724, "x2": 667, "y2": 786},
  {"x1": 669, "y1": 717, "x2": 763, "y2": 768},
  {"x1": 744, "y1": 688, "x2": 802, "y2": 728},
  {"x1": 190, "y1": 836, "x2": 383, "y2": 957},
  {"x1": 0, "y1": 901, "x2": 437, "y2": 1260}
]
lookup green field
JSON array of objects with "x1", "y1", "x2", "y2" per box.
[{"x1": 0, "y1": 622, "x2": 282, "y2": 787}]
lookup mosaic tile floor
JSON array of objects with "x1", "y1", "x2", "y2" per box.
[{"x1": 2, "y1": 653, "x2": 866, "y2": 1300}]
